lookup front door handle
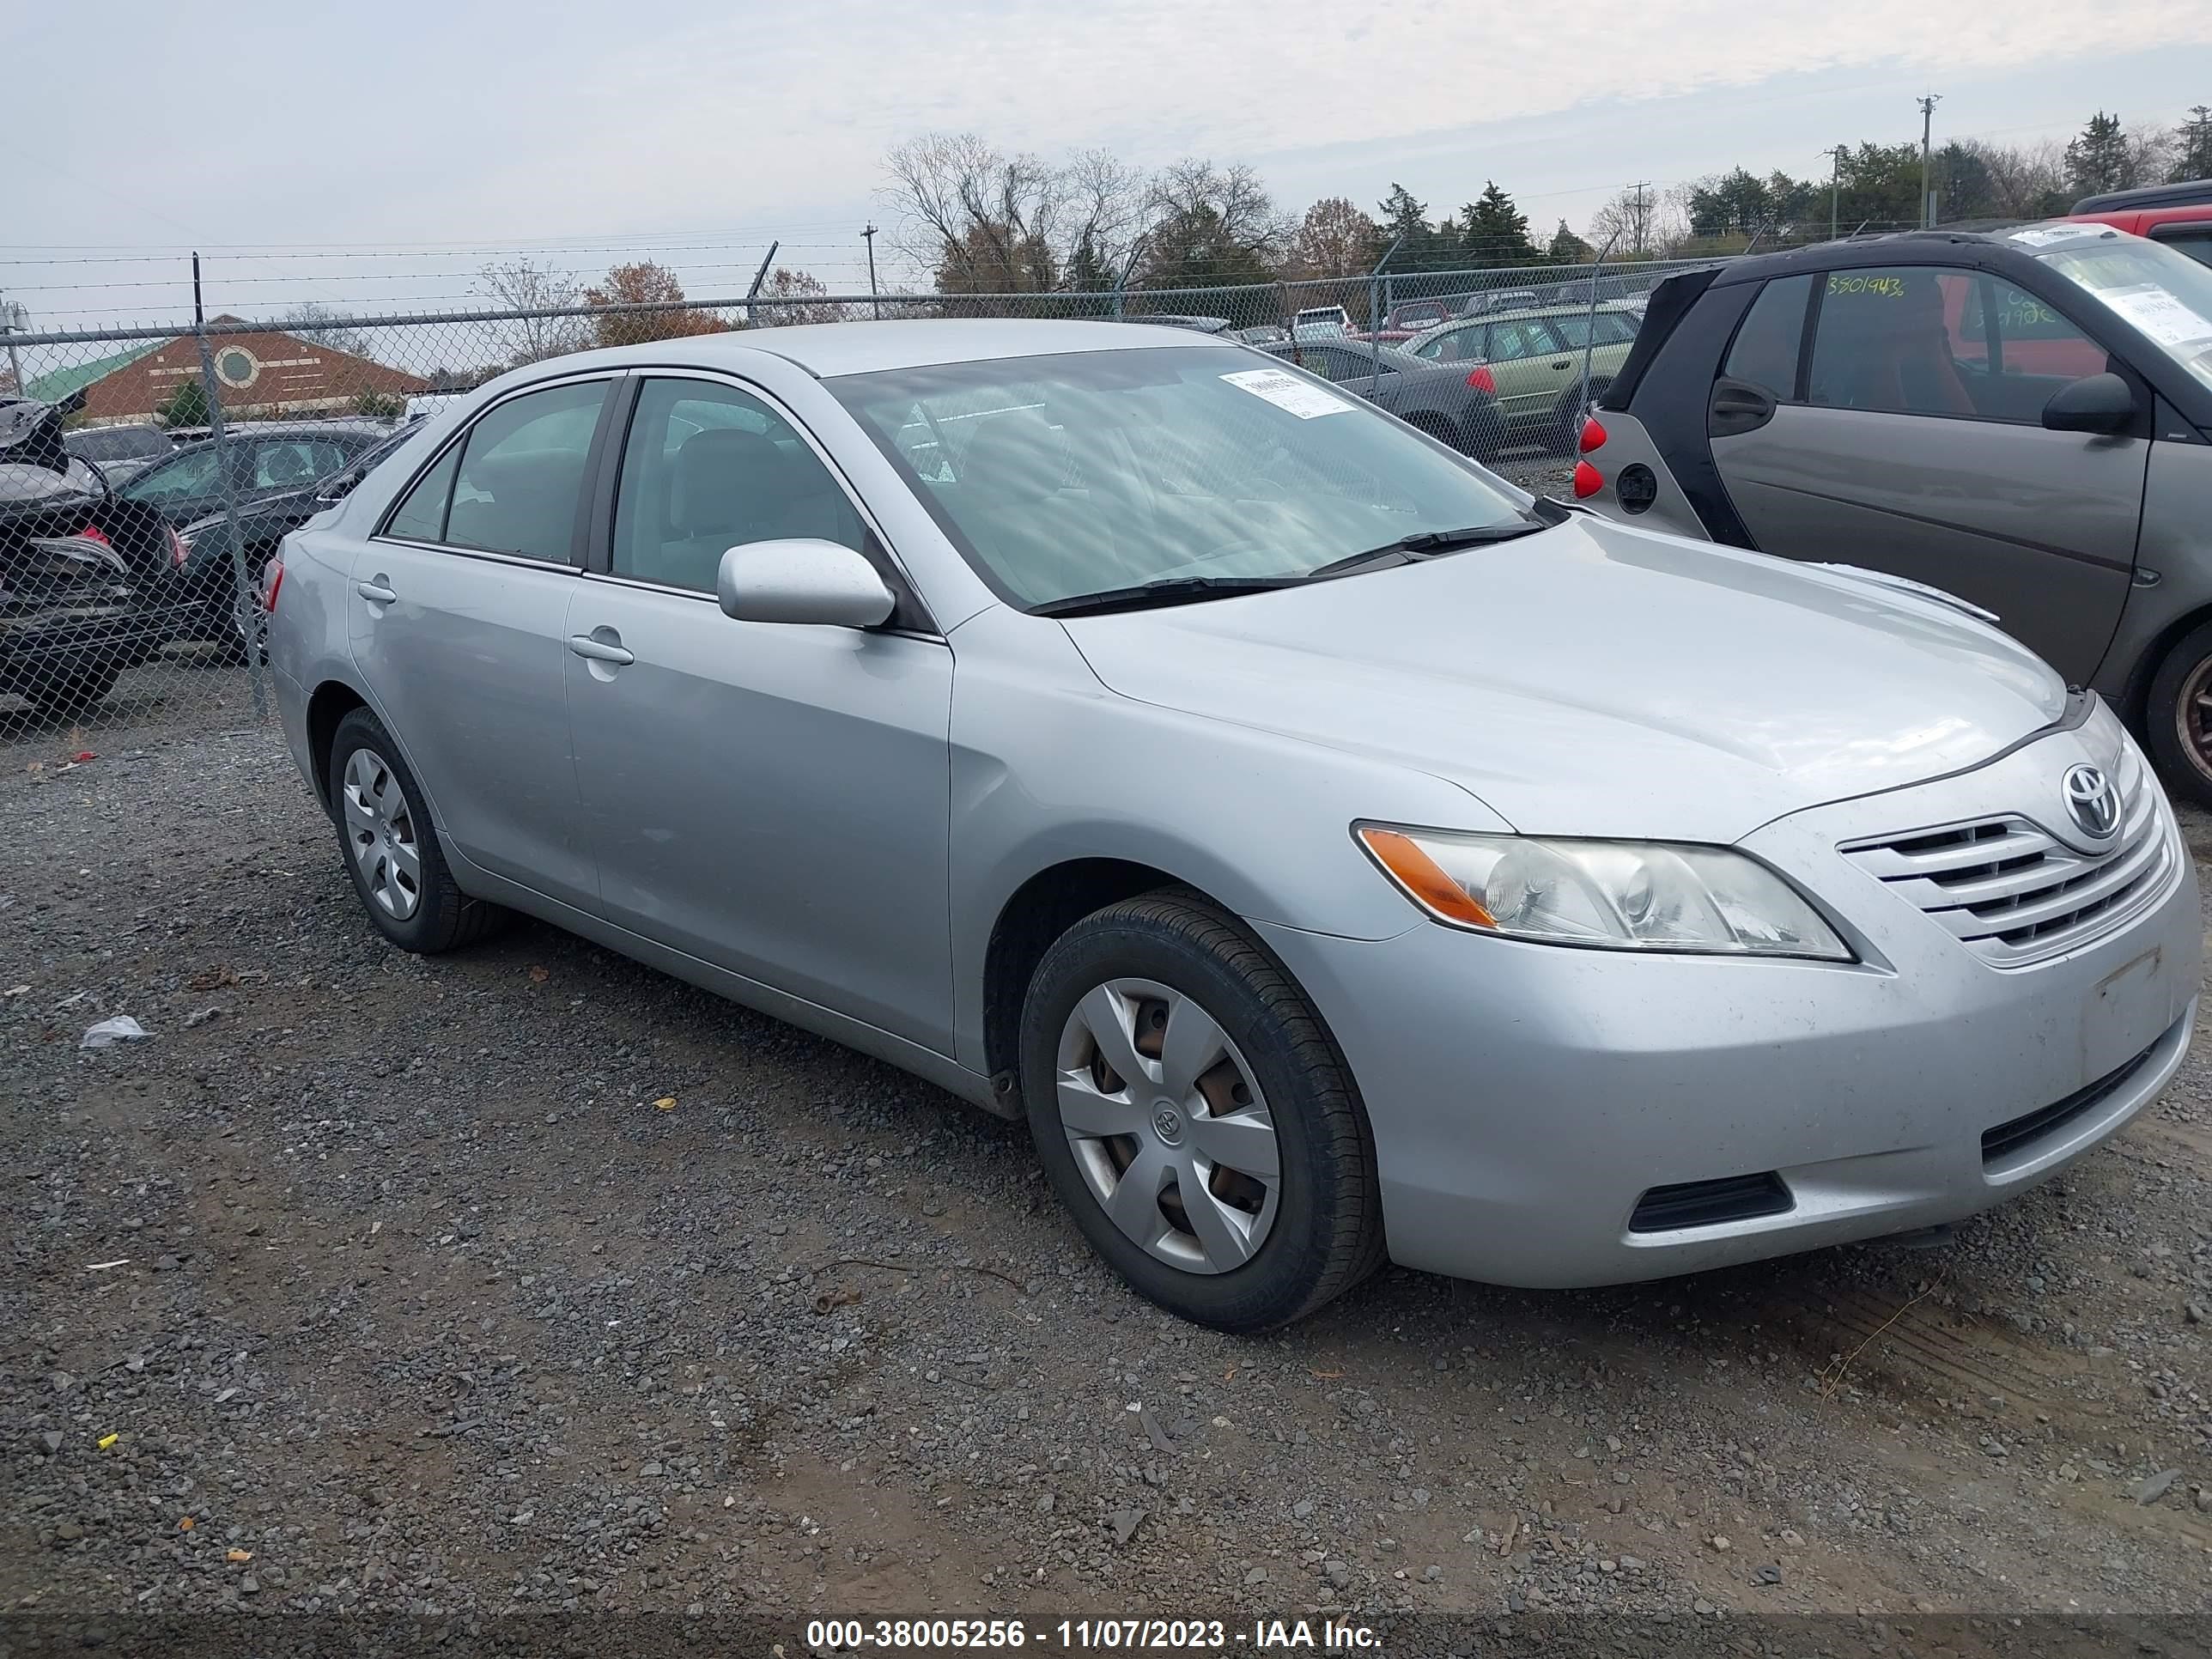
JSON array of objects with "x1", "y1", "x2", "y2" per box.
[
  {"x1": 1550, "y1": 359, "x2": 1573, "y2": 369},
  {"x1": 568, "y1": 633, "x2": 635, "y2": 665},
  {"x1": 356, "y1": 577, "x2": 397, "y2": 604}
]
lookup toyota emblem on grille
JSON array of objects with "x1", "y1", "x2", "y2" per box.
[{"x1": 2063, "y1": 763, "x2": 2119, "y2": 839}]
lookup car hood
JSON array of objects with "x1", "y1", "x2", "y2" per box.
[{"x1": 1059, "y1": 514, "x2": 2068, "y2": 842}]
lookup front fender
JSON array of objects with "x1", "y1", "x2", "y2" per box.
[{"x1": 945, "y1": 605, "x2": 1499, "y2": 1067}]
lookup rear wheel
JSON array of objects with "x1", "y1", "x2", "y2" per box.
[
  {"x1": 325, "y1": 707, "x2": 508, "y2": 953},
  {"x1": 1018, "y1": 890, "x2": 1385, "y2": 1333},
  {"x1": 24, "y1": 665, "x2": 120, "y2": 720},
  {"x1": 2144, "y1": 619, "x2": 2212, "y2": 807}
]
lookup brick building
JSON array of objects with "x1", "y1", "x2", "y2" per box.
[{"x1": 31, "y1": 318, "x2": 428, "y2": 422}]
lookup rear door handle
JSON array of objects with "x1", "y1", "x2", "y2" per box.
[
  {"x1": 1708, "y1": 376, "x2": 1779, "y2": 438},
  {"x1": 356, "y1": 577, "x2": 397, "y2": 604},
  {"x1": 1549, "y1": 359, "x2": 1572, "y2": 369},
  {"x1": 568, "y1": 633, "x2": 635, "y2": 665}
]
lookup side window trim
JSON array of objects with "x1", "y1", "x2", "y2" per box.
[
  {"x1": 586, "y1": 366, "x2": 939, "y2": 635},
  {"x1": 371, "y1": 371, "x2": 620, "y2": 567}
]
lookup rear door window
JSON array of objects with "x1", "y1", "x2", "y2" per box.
[
  {"x1": 441, "y1": 381, "x2": 609, "y2": 562},
  {"x1": 1722, "y1": 273, "x2": 1814, "y2": 399}
]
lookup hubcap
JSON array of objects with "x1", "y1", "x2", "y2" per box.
[
  {"x1": 2178, "y1": 656, "x2": 2212, "y2": 781},
  {"x1": 1055, "y1": 978, "x2": 1280, "y2": 1274},
  {"x1": 341, "y1": 747, "x2": 422, "y2": 921}
]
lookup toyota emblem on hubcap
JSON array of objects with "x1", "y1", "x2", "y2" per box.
[
  {"x1": 2063, "y1": 763, "x2": 2119, "y2": 839},
  {"x1": 1152, "y1": 1104, "x2": 1185, "y2": 1143}
]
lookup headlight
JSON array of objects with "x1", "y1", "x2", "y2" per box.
[{"x1": 1356, "y1": 823, "x2": 1851, "y2": 960}]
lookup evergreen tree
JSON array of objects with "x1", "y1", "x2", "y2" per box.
[
  {"x1": 2173, "y1": 106, "x2": 2212, "y2": 183},
  {"x1": 1456, "y1": 181, "x2": 1538, "y2": 266},
  {"x1": 2064, "y1": 111, "x2": 2133, "y2": 198},
  {"x1": 1545, "y1": 221, "x2": 1594, "y2": 265}
]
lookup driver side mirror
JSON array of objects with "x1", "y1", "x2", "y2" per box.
[
  {"x1": 716, "y1": 538, "x2": 896, "y2": 629},
  {"x1": 2042, "y1": 371, "x2": 2137, "y2": 435}
]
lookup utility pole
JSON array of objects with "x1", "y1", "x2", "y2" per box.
[
  {"x1": 1826, "y1": 146, "x2": 1849, "y2": 241},
  {"x1": 861, "y1": 223, "x2": 881, "y2": 319},
  {"x1": 0, "y1": 297, "x2": 25, "y2": 398},
  {"x1": 1917, "y1": 93, "x2": 1942, "y2": 228},
  {"x1": 1626, "y1": 181, "x2": 1651, "y2": 258}
]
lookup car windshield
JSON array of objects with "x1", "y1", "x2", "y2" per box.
[
  {"x1": 830, "y1": 344, "x2": 1528, "y2": 608},
  {"x1": 2036, "y1": 235, "x2": 2212, "y2": 392}
]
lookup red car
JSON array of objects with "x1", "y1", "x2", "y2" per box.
[{"x1": 2063, "y1": 177, "x2": 2212, "y2": 268}]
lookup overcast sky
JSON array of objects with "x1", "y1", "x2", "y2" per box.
[{"x1": 3, "y1": 0, "x2": 2209, "y2": 334}]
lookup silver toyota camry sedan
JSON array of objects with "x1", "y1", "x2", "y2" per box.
[{"x1": 265, "y1": 319, "x2": 2200, "y2": 1332}]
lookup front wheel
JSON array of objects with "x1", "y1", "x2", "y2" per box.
[
  {"x1": 2144, "y1": 619, "x2": 2212, "y2": 807},
  {"x1": 1018, "y1": 890, "x2": 1385, "y2": 1332}
]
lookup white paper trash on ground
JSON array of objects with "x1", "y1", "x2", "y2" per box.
[{"x1": 80, "y1": 1016, "x2": 149, "y2": 1049}]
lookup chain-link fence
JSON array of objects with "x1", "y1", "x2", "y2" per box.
[{"x1": 0, "y1": 254, "x2": 1720, "y2": 743}]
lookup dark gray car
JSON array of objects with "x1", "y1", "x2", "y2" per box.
[
  {"x1": 1580, "y1": 223, "x2": 2212, "y2": 803},
  {"x1": 1261, "y1": 338, "x2": 1504, "y2": 458}
]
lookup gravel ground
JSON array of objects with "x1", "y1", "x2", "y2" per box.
[{"x1": 4, "y1": 657, "x2": 2212, "y2": 1638}]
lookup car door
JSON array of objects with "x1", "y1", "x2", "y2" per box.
[
  {"x1": 1482, "y1": 319, "x2": 1574, "y2": 428},
  {"x1": 562, "y1": 373, "x2": 954, "y2": 1048},
  {"x1": 347, "y1": 374, "x2": 610, "y2": 908},
  {"x1": 1705, "y1": 264, "x2": 2148, "y2": 683}
]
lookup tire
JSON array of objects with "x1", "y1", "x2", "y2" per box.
[
  {"x1": 325, "y1": 707, "x2": 508, "y2": 953},
  {"x1": 1551, "y1": 376, "x2": 1612, "y2": 456},
  {"x1": 25, "y1": 665, "x2": 120, "y2": 719},
  {"x1": 2143, "y1": 618, "x2": 2212, "y2": 808},
  {"x1": 1018, "y1": 889, "x2": 1385, "y2": 1333}
]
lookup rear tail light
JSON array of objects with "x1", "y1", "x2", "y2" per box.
[
  {"x1": 260, "y1": 555, "x2": 284, "y2": 614},
  {"x1": 162, "y1": 524, "x2": 187, "y2": 568},
  {"x1": 1572, "y1": 460, "x2": 1604, "y2": 499},
  {"x1": 1466, "y1": 364, "x2": 1497, "y2": 395},
  {"x1": 1578, "y1": 416, "x2": 1607, "y2": 453}
]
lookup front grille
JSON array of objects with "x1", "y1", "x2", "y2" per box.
[
  {"x1": 1840, "y1": 743, "x2": 2173, "y2": 967},
  {"x1": 1628, "y1": 1171, "x2": 1793, "y2": 1233},
  {"x1": 1981, "y1": 1034, "x2": 2165, "y2": 1165}
]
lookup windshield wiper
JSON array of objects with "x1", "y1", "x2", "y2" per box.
[
  {"x1": 1316, "y1": 520, "x2": 1549, "y2": 574},
  {"x1": 1031, "y1": 574, "x2": 1308, "y2": 618}
]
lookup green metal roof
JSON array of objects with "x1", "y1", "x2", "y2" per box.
[{"x1": 23, "y1": 340, "x2": 164, "y2": 404}]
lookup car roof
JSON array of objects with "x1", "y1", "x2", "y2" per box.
[
  {"x1": 166, "y1": 419, "x2": 394, "y2": 451},
  {"x1": 1419, "y1": 300, "x2": 1638, "y2": 328},
  {"x1": 550, "y1": 319, "x2": 1221, "y2": 381},
  {"x1": 2071, "y1": 176, "x2": 2212, "y2": 214},
  {"x1": 1705, "y1": 222, "x2": 2135, "y2": 287}
]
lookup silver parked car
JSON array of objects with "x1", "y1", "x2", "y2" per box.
[{"x1": 266, "y1": 320, "x2": 2200, "y2": 1332}]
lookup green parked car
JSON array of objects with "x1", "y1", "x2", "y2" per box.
[{"x1": 1403, "y1": 303, "x2": 1641, "y2": 452}]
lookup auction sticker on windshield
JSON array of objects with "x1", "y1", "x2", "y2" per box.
[
  {"x1": 2099, "y1": 283, "x2": 2212, "y2": 350},
  {"x1": 1221, "y1": 368, "x2": 1356, "y2": 419}
]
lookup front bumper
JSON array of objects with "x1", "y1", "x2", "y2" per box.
[{"x1": 1255, "y1": 730, "x2": 2203, "y2": 1289}]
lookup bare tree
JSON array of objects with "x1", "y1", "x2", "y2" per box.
[
  {"x1": 274, "y1": 302, "x2": 371, "y2": 357},
  {"x1": 880, "y1": 133, "x2": 1066, "y2": 293},
  {"x1": 754, "y1": 267, "x2": 848, "y2": 326},
  {"x1": 1587, "y1": 184, "x2": 1686, "y2": 259},
  {"x1": 1060, "y1": 147, "x2": 1151, "y2": 280},
  {"x1": 474, "y1": 258, "x2": 592, "y2": 365},
  {"x1": 1291, "y1": 197, "x2": 1379, "y2": 278}
]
